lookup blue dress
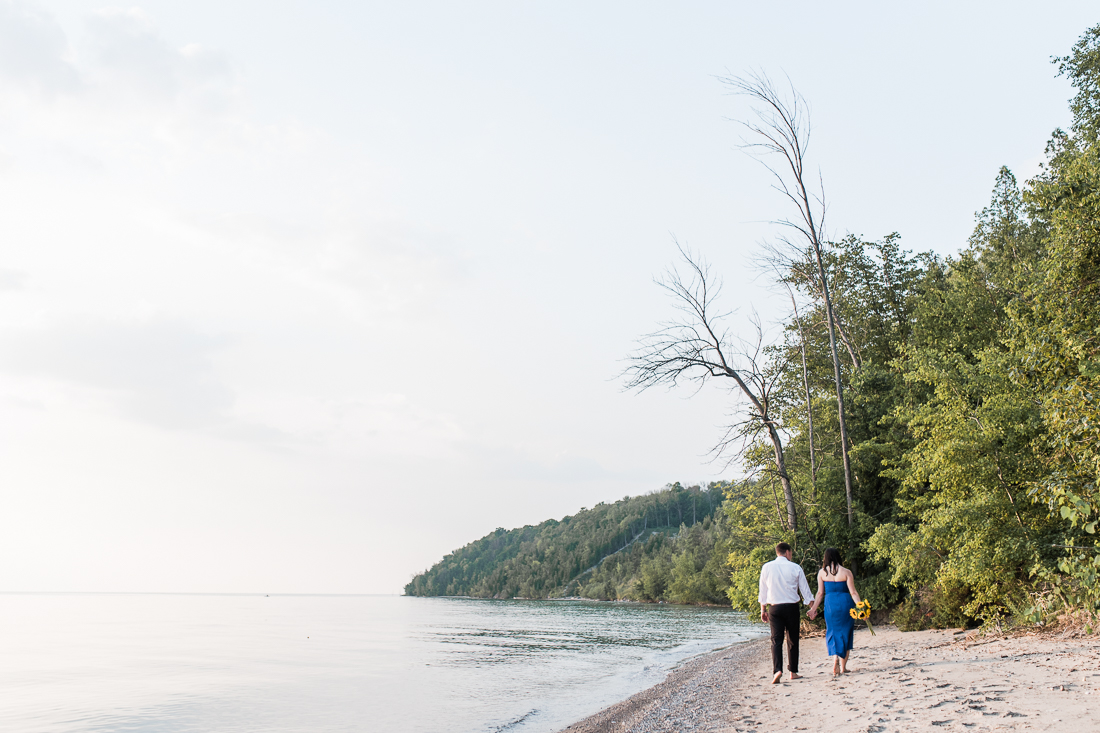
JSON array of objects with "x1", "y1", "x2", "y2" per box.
[{"x1": 823, "y1": 580, "x2": 855, "y2": 657}]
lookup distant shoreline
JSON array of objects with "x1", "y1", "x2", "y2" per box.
[
  {"x1": 405, "y1": 594, "x2": 737, "y2": 609},
  {"x1": 560, "y1": 627, "x2": 1100, "y2": 732}
]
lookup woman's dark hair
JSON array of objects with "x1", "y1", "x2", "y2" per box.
[{"x1": 821, "y1": 548, "x2": 843, "y2": 577}]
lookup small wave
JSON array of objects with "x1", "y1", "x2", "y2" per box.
[{"x1": 489, "y1": 708, "x2": 539, "y2": 732}]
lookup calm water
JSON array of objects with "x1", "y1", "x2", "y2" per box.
[{"x1": 0, "y1": 594, "x2": 762, "y2": 733}]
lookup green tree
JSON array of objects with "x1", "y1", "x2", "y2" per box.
[
  {"x1": 866, "y1": 168, "x2": 1067, "y2": 624},
  {"x1": 1007, "y1": 24, "x2": 1100, "y2": 623},
  {"x1": 723, "y1": 234, "x2": 929, "y2": 611}
]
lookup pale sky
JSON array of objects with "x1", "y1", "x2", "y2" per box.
[{"x1": 0, "y1": 1, "x2": 1093, "y2": 593}]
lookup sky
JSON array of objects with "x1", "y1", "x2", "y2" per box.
[{"x1": 0, "y1": 1, "x2": 1095, "y2": 594}]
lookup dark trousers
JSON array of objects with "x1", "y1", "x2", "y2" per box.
[{"x1": 768, "y1": 603, "x2": 800, "y2": 674}]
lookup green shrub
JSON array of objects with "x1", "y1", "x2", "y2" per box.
[
  {"x1": 860, "y1": 571, "x2": 903, "y2": 612},
  {"x1": 928, "y1": 581, "x2": 972, "y2": 628},
  {"x1": 892, "y1": 598, "x2": 927, "y2": 631}
]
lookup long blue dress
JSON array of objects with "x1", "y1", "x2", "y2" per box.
[{"x1": 823, "y1": 580, "x2": 855, "y2": 657}]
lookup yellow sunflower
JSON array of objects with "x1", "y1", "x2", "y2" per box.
[{"x1": 849, "y1": 602, "x2": 876, "y2": 635}]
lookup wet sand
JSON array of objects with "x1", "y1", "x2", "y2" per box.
[{"x1": 560, "y1": 626, "x2": 1100, "y2": 732}]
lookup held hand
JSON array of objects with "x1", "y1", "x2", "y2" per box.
[{"x1": 807, "y1": 608, "x2": 816, "y2": 620}]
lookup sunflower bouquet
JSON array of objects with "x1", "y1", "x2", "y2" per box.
[{"x1": 849, "y1": 600, "x2": 875, "y2": 635}]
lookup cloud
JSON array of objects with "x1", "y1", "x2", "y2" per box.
[
  {"x1": 0, "y1": 318, "x2": 234, "y2": 429},
  {"x1": 85, "y1": 7, "x2": 232, "y2": 102},
  {"x1": 0, "y1": 0, "x2": 80, "y2": 94},
  {"x1": 0, "y1": 5, "x2": 469, "y2": 449},
  {"x1": 0, "y1": 3, "x2": 248, "y2": 188},
  {"x1": 0, "y1": 5, "x2": 461, "y2": 321}
]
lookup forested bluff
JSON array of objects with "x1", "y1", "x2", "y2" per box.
[
  {"x1": 407, "y1": 24, "x2": 1100, "y2": 631},
  {"x1": 405, "y1": 483, "x2": 733, "y2": 604}
]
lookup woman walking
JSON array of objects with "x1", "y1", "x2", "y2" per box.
[{"x1": 807, "y1": 548, "x2": 862, "y2": 675}]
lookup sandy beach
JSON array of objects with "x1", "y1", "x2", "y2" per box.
[{"x1": 561, "y1": 626, "x2": 1100, "y2": 732}]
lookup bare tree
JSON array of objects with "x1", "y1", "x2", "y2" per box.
[
  {"x1": 624, "y1": 245, "x2": 797, "y2": 532},
  {"x1": 722, "y1": 71, "x2": 856, "y2": 526}
]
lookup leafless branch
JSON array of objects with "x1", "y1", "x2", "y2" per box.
[{"x1": 625, "y1": 243, "x2": 798, "y2": 531}]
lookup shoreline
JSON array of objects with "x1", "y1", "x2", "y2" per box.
[{"x1": 560, "y1": 626, "x2": 1100, "y2": 732}]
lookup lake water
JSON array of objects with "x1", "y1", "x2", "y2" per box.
[{"x1": 0, "y1": 594, "x2": 762, "y2": 733}]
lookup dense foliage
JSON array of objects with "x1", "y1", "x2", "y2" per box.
[
  {"x1": 724, "y1": 24, "x2": 1100, "y2": 629},
  {"x1": 404, "y1": 483, "x2": 730, "y2": 603}
]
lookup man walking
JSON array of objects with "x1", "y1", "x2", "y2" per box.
[{"x1": 759, "y1": 542, "x2": 813, "y2": 684}]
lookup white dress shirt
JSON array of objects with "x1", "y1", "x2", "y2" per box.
[{"x1": 758, "y1": 555, "x2": 814, "y2": 606}]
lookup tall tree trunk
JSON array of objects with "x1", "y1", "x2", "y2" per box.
[
  {"x1": 811, "y1": 244, "x2": 855, "y2": 525},
  {"x1": 766, "y1": 423, "x2": 797, "y2": 531},
  {"x1": 712, "y1": 359, "x2": 798, "y2": 532},
  {"x1": 788, "y1": 287, "x2": 817, "y2": 492},
  {"x1": 807, "y1": 276, "x2": 862, "y2": 370}
]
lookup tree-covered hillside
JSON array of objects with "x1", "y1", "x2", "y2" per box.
[{"x1": 404, "y1": 483, "x2": 731, "y2": 603}]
